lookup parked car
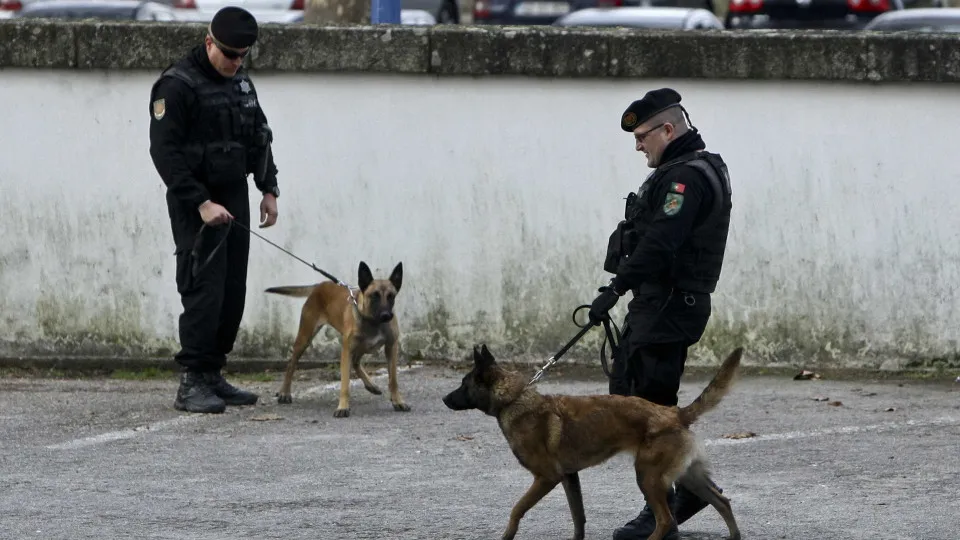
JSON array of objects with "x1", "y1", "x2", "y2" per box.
[
  {"x1": 11, "y1": 0, "x2": 177, "y2": 19},
  {"x1": 725, "y1": 0, "x2": 904, "y2": 30},
  {"x1": 553, "y1": 6, "x2": 723, "y2": 28},
  {"x1": 863, "y1": 6, "x2": 960, "y2": 31},
  {"x1": 169, "y1": 0, "x2": 459, "y2": 24},
  {"x1": 474, "y1": 0, "x2": 712, "y2": 25}
]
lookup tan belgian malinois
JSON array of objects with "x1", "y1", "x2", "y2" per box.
[
  {"x1": 442, "y1": 344, "x2": 743, "y2": 540},
  {"x1": 264, "y1": 261, "x2": 410, "y2": 418}
]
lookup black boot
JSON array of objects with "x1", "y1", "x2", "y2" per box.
[
  {"x1": 203, "y1": 370, "x2": 259, "y2": 406},
  {"x1": 673, "y1": 481, "x2": 723, "y2": 525},
  {"x1": 174, "y1": 371, "x2": 226, "y2": 414},
  {"x1": 611, "y1": 487, "x2": 678, "y2": 540}
]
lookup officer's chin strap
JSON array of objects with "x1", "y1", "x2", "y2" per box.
[
  {"x1": 191, "y1": 219, "x2": 359, "y2": 306},
  {"x1": 526, "y1": 305, "x2": 621, "y2": 387}
]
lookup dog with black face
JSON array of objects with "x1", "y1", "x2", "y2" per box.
[
  {"x1": 265, "y1": 261, "x2": 409, "y2": 418},
  {"x1": 443, "y1": 344, "x2": 743, "y2": 540}
]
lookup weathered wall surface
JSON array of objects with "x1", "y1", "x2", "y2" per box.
[{"x1": 1, "y1": 20, "x2": 958, "y2": 370}]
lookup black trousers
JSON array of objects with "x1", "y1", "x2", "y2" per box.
[
  {"x1": 609, "y1": 287, "x2": 711, "y2": 406},
  {"x1": 168, "y1": 189, "x2": 250, "y2": 373}
]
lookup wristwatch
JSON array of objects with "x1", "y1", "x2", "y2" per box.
[{"x1": 263, "y1": 185, "x2": 279, "y2": 198}]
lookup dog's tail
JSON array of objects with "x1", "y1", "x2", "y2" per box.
[
  {"x1": 677, "y1": 347, "x2": 743, "y2": 427},
  {"x1": 264, "y1": 285, "x2": 315, "y2": 297}
]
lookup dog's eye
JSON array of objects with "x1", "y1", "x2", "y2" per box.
[{"x1": 387, "y1": 293, "x2": 395, "y2": 302}]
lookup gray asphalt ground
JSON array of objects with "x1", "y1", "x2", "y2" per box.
[{"x1": 1, "y1": 361, "x2": 958, "y2": 540}]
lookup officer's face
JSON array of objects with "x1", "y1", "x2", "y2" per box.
[
  {"x1": 205, "y1": 36, "x2": 248, "y2": 78},
  {"x1": 633, "y1": 122, "x2": 673, "y2": 168}
]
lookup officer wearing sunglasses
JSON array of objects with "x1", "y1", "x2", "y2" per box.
[{"x1": 148, "y1": 6, "x2": 281, "y2": 414}]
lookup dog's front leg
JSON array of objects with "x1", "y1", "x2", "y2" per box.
[
  {"x1": 334, "y1": 343, "x2": 352, "y2": 418},
  {"x1": 503, "y1": 476, "x2": 559, "y2": 540},
  {"x1": 561, "y1": 472, "x2": 586, "y2": 540},
  {"x1": 385, "y1": 340, "x2": 410, "y2": 412}
]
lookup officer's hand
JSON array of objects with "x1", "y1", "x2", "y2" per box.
[
  {"x1": 198, "y1": 200, "x2": 233, "y2": 226},
  {"x1": 259, "y1": 194, "x2": 278, "y2": 229},
  {"x1": 588, "y1": 286, "x2": 621, "y2": 326}
]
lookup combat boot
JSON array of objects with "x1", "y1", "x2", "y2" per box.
[
  {"x1": 174, "y1": 371, "x2": 226, "y2": 414},
  {"x1": 203, "y1": 370, "x2": 259, "y2": 406},
  {"x1": 611, "y1": 487, "x2": 678, "y2": 540}
]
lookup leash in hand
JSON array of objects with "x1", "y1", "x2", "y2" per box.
[
  {"x1": 527, "y1": 305, "x2": 622, "y2": 386},
  {"x1": 190, "y1": 218, "x2": 357, "y2": 299}
]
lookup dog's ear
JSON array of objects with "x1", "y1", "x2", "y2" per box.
[
  {"x1": 389, "y1": 262, "x2": 403, "y2": 292},
  {"x1": 358, "y1": 261, "x2": 374, "y2": 292},
  {"x1": 480, "y1": 344, "x2": 497, "y2": 366},
  {"x1": 475, "y1": 344, "x2": 495, "y2": 370}
]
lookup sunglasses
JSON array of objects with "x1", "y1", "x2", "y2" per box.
[{"x1": 217, "y1": 43, "x2": 249, "y2": 60}]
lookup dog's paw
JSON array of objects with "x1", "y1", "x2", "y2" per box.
[
  {"x1": 334, "y1": 408, "x2": 350, "y2": 418},
  {"x1": 275, "y1": 393, "x2": 293, "y2": 404},
  {"x1": 392, "y1": 402, "x2": 411, "y2": 412},
  {"x1": 364, "y1": 383, "x2": 382, "y2": 395}
]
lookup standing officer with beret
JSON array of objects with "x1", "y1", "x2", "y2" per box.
[
  {"x1": 588, "y1": 88, "x2": 733, "y2": 540},
  {"x1": 148, "y1": 6, "x2": 280, "y2": 414}
]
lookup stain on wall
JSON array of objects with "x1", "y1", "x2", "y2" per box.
[{"x1": 0, "y1": 72, "x2": 957, "y2": 370}]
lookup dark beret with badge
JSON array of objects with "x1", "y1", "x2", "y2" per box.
[
  {"x1": 620, "y1": 88, "x2": 683, "y2": 132},
  {"x1": 209, "y1": 6, "x2": 259, "y2": 49}
]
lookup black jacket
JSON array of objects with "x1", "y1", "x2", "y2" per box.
[
  {"x1": 611, "y1": 129, "x2": 732, "y2": 296},
  {"x1": 148, "y1": 45, "x2": 278, "y2": 211}
]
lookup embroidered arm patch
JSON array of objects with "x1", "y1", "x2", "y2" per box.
[{"x1": 663, "y1": 192, "x2": 684, "y2": 216}]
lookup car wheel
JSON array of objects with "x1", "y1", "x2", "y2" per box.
[{"x1": 436, "y1": 0, "x2": 458, "y2": 23}]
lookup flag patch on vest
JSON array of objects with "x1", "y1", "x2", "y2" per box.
[
  {"x1": 670, "y1": 182, "x2": 686, "y2": 194},
  {"x1": 152, "y1": 98, "x2": 165, "y2": 120},
  {"x1": 663, "y1": 193, "x2": 684, "y2": 216}
]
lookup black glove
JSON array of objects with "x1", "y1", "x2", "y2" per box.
[{"x1": 588, "y1": 285, "x2": 621, "y2": 326}]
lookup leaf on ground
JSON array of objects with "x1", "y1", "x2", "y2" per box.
[
  {"x1": 722, "y1": 431, "x2": 756, "y2": 439},
  {"x1": 455, "y1": 434, "x2": 474, "y2": 441},
  {"x1": 885, "y1": 407, "x2": 897, "y2": 412},
  {"x1": 812, "y1": 395, "x2": 830, "y2": 401},
  {"x1": 250, "y1": 413, "x2": 284, "y2": 421},
  {"x1": 793, "y1": 370, "x2": 821, "y2": 381},
  {"x1": 828, "y1": 401, "x2": 843, "y2": 407}
]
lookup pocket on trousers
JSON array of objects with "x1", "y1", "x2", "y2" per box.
[{"x1": 174, "y1": 249, "x2": 195, "y2": 295}]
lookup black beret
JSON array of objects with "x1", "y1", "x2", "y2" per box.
[
  {"x1": 210, "y1": 6, "x2": 259, "y2": 49},
  {"x1": 620, "y1": 88, "x2": 682, "y2": 132}
]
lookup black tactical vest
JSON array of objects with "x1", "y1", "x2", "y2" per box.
[
  {"x1": 152, "y1": 56, "x2": 262, "y2": 193},
  {"x1": 604, "y1": 150, "x2": 732, "y2": 294}
]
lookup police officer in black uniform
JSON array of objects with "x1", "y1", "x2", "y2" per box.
[
  {"x1": 148, "y1": 6, "x2": 280, "y2": 414},
  {"x1": 588, "y1": 88, "x2": 733, "y2": 540}
]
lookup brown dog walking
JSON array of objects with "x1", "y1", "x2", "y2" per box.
[
  {"x1": 265, "y1": 261, "x2": 409, "y2": 418},
  {"x1": 443, "y1": 344, "x2": 743, "y2": 540}
]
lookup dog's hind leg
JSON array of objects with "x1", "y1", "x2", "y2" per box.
[
  {"x1": 677, "y1": 460, "x2": 741, "y2": 540},
  {"x1": 502, "y1": 475, "x2": 560, "y2": 540},
  {"x1": 352, "y1": 355, "x2": 382, "y2": 396},
  {"x1": 277, "y1": 309, "x2": 326, "y2": 404},
  {"x1": 561, "y1": 472, "x2": 586, "y2": 540},
  {"x1": 636, "y1": 464, "x2": 677, "y2": 540}
]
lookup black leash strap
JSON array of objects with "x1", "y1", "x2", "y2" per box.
[
  {"x1": 190, "y1": 218, "x2": 348, "y2": 286},
  {"x1": 527, "y1": 305, "x2": 622, "y2": 386}
]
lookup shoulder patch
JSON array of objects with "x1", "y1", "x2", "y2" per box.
[
  {"x1": 152, "y1": 98, "x2": 165, "y2": 120},
  {"x1": 663, "y1": 192, "x2": 684, "y2": 216},
  {"x1": 670, "y1": 182, "x2": 686, "y2": 194}
]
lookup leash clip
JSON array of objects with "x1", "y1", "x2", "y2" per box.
[{"x1": 528, "y1": 356, "x2": 557, "y2": 387}]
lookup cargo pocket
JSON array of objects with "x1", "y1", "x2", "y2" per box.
[
  {"x1": 174, "y1": 249, "x2": 195, "y2": 295},
  {"x1": 203, "y1": 142, "x2": 248, "y2": 189}
]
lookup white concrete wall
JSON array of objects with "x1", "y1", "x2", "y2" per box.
[{"x1": 0, "y1": 68, "x2": 956, "y2": 368}]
